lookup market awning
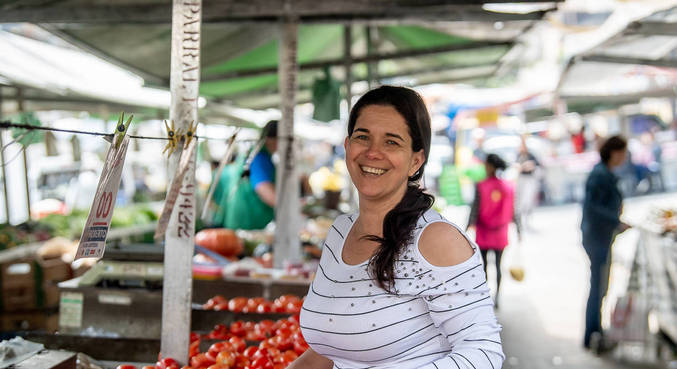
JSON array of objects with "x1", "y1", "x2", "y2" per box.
[
  {"x1": 0, "y1": 28, "x2": 182, "y2": 115},
  {"x1": 558, "y1": 5, "x2": 677, "y2": 105},
  {"x1": 0, "y1": 0, "x2": 562, "y2": 112}
]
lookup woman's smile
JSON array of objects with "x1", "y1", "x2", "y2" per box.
[{"x1": 360, "y1": 165, "x2": 387, "y2": 176}]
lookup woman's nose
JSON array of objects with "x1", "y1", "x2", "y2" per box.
[{"x1": 364, "y1": 142, "x2": 383, "y2": 159}]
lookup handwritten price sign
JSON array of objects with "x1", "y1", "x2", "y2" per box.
[{"x1": 75, "y1": 135, "x2": 131, "y2": 259}]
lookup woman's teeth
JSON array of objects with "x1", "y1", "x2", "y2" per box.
[{"x1": 361, "y1": 166, "x2": 386, "y2": 175}]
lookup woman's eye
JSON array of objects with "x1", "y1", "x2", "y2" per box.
[
  {"x1": 386, "y1": 140, "x2": 399, "y2": 146},
  {"x1": 354, "y1": 134, "x2": 368, "y2": 140}
]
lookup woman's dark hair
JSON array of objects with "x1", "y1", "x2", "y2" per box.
[
  {"x1": 485, "y1": 153, "x2": 507, "y2": 171},
  {"x1": 348, "y1": 85, "x2": 434, "y2": 292},
  {"x1": 261, "y1": 120, "x2": 278, "y2": 139},
  {"x1": 599, "y1": 135, "x2": 627, "y2": 164}
]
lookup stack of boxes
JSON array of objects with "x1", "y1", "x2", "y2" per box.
[{"x1": 1, "y1": 255, "x2": 72, "y2": 332}]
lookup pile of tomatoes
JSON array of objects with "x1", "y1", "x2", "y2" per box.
[
  {"x1": 116, "y1": 314, "x2": 309, "y2": 369},
  {"x1": 202, "y1": 295, "x2": 303, "y2": 315}
]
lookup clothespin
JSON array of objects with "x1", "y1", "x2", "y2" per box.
[
  {"x1": 162, "y1": 119, "x2": 183, "y2": 157},
  {"x1": 114, "y1": 112, "x2": 133, "y2": 149},
  {"x1": 183, "y1": 120, "x2": 197, "y2": 148}
]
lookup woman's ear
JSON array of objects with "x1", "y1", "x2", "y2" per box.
[
  {"x1": 409, "y1": 150, "x2": 425, "y2": 177},
  {"x1": 344, "y1": 136, "x2": 349, "y2": 151}
]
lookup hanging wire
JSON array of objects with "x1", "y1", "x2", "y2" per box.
[{"x1": 0, "y1": 121, "x2": 266, "y2": 143}]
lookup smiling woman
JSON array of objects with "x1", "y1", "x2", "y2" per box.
[{"x1": 289, "y1": 86, "x2": 505, "y2": 369}]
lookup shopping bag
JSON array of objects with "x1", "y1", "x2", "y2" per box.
[{"x1": 509, "y1": 241, "x2": 525, "y2": 282}]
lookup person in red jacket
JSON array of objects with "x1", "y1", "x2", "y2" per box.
[{"x1": 467, "y1": 153, "x2": 521, "y2": 308}]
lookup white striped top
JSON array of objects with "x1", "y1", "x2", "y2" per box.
[{"x1": 300, "y1": 209, "x2": 504, "y2": 369}]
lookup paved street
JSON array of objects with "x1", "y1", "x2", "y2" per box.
[{"x1": 445, "y1": 192, "x2": 677, "y2": 369}]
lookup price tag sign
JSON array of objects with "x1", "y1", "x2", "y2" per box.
[{"x1": 75, "y1": 135, "x2": 131, "y2": 259}]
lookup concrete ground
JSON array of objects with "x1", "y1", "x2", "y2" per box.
[{"x1": 455, "y1": 192, "x2": 677, "y2": 369}]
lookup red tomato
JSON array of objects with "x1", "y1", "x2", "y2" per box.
[
  {"x1": 214, "y1": 302, "x2": 230, "y2": 311},
  {"x1": 292, "y1": 332, "x2": 308, "y2": 356},
  {"x1": 251, "y1": 356, "x2": 274, "y2": 369},
  {"x1": 243, "y1": 346, "x2": 258, "y2": 357},
  {"x1": 256, "y1": 301, "x2": 273, "y2": 314},
  {"x1": 282, "y1": 350, "x2": 298, "y2": 363},
  {"x1": 204, "y1": 295, "x2": 228, "y2": 310},
  {"x1": 229, "y1": 336, "x2": 246, "y2": 353},
  {"x1": 273, "y1": 334, "x2": 293, "y2": 351},
  {"x1": 230, "y1": 321, "x2": 246, "y2": 337},
  {"x1": 216, "y1": 350, "x2": 237, "y2": 366},
  {"x1": 190, "y1": 332, "x2": 201, "y2": 342},
  {"x1": 228, "y1": 297, "x2": 248, "y2": 313},
  {"x1": 286, "y1": 300, "x2": 303, "y2": 314},
  {"x1": 209, "y1": 341, "x2": 234, "y2": 356},
  {"x1": 189, "y1": 340, "x2": 201, "y2": 358},
  {"x1": 156, "y1": 358, "x2": 179, "y2": 369},
  {"x1": 246, "y1": 330, "x2": 265, "y2": 342},
  {"x1": 287, "y1": 314, "x2": 300, "y2": 325},
  {"x1": 243, "y1": 321, "x2": 256, "y2": 332},
  {"x1": 256, "y1": 320, "x2": 275, "y2": 334},
  {"x1": 190, "y1": 353, "x2": 216, "y2": 368},
  {"x1": 206, "y1": 365, "x2": 227, "y2": 369},
  {"x1": 115, "y1": 365, "x2": 137, "y2": 369}
]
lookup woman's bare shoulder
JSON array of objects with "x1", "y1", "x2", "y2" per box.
[{"x1": 418, "y1": 222, "x2": 474, "y2": 267}]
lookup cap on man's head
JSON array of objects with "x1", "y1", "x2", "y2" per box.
[{"x1": 262, "y1": 120, "x2": 278, "y2": 139}]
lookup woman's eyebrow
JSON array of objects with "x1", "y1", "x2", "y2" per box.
[
  {"x1": 354, "y1": 128, "x2": 369, "y2": 133},
  {"x1": 385, "y1": 132, "x2": 405, "y2": 141}
]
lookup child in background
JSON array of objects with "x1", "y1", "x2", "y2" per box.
[{"x1": 467, "y1": 153, "x2": 521, "y2": 308}]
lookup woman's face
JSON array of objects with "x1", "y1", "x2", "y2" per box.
[{"x1": 344, "y1": 105, "x2": 424, "y2": 202}]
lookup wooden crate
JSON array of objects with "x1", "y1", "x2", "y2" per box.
[
  {"x1": 36, "y1": 256, "x2": 72, "y2": 284},
  {"x1": 2, "y1": 309, "x2": 59, "y2": 332}
]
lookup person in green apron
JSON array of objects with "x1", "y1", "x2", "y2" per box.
[{"x1": 216, "y1": 121, "x2": 277, "y2": 230}]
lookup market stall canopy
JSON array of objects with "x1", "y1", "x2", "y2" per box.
[
  {"x1": 0, "y1": 28, "x2": 187, "y2": 115},
  {"x1": 558, "y1": 5, "x2": 677, "y2": 105},
  {"x1": 0, "y1": 0, "x2": 562, "y2": 111}
]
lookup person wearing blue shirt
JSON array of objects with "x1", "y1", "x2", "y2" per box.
[
  {"x1": 581, "y1": 135, "x2": 631, "y2": 352},
  {"x1": 212, "y1": 120, "x2": 278, "y2": 230},
  {"x1": 249, "y1": 120, "x2": 278, "y2": 208}
]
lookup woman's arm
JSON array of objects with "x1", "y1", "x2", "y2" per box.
[
  {"x1": 418, "y1": 223, "x2": 505, "y2": 369},
  {"x1": 286, "y1": 348, "x2": 333, "y2": 369}
]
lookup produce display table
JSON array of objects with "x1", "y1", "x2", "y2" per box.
[
  {"x1": 607, "y1": 224, "x2": 676, "y2": 361},
  {"x1": 57, "y1": 275, "x2": 309, "y2": 338}
]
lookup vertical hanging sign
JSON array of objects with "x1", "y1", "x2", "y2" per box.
[
  {"x1": 75, "y1": 135, "x2": 131, "y2": 259},
  {"x1": 161, "y1": 0, "x2": 201, "y2": 364},
  {"x1": 75, "y1": 113, "x2": 132, "y2": 260}
]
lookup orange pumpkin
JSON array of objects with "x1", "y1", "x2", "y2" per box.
[{"x1": 195, "y1": 228, "x2": 243, "y2": 257}]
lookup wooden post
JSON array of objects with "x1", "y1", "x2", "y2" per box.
[
  {"x1": 275, "y1": 19, "x2": 301, "y2": 269},
  {"x1": 365, "y1": 26, "x2": 377, "y2": 89},
  {"x1": 16, "y1": 88, "x2": 30, "y2": 220},
  {"x1": 162, "y1": 0, "x2": 201, "y2": 364},
  {"x1": 344, "y1": 25, "x2": 353, "y2": 111},
  {"x1": 0, "y1": 87, "x2": 9, "y2": 224}
]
